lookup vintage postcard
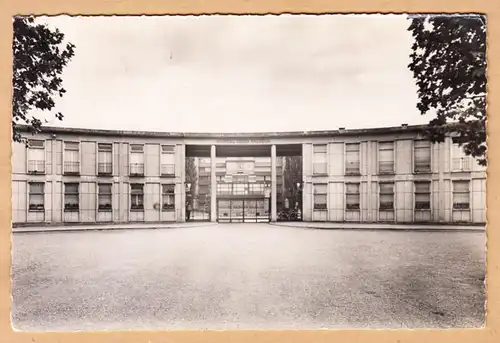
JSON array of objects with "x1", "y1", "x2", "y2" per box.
[{"x1": 9, "y1": 13, "x2": 487, "y2": 332}]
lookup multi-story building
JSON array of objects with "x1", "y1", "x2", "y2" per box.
[
  {"x1": 189, "y1": 156, "x2": 286, "y2": 221},
  {"x1": 11, "y1": 124, "x2": 486, "y2": 226}
]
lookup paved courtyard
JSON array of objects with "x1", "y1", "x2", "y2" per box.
[{"x1": 11, "y1": 224, "x2": 486, "y2": 331}]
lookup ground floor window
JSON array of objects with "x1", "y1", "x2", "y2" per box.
[
  {"x1": 130, "y1": 184, "x2": 144, "y2": 211},
  {"x1": 64, "y1": 183, "x2": 79, "y2": 211},
  {"x1": 28, "y1": 182, "x2": 44, "y2": 211},
  {"x1": 162, "y1": 184, "x2": 175, "y2": 211},
  {"x1": 379, "y1": 182, "x2": 394, "y2": 210},
  {"x1": 98, "y1": 183, "x2": 112, "y2": 211},
  {"x1": 313, "y1": 184, "x2": 327, "y2": 210},
  {"x1": 414, "y1": 181, "x2": 431, "y2": 210},
  {"x1": 453, "y1": 180, "x2": 470, "y2": 209},
  {"x1": 345, "y1": 183, "x2": 360, "y2": 210}
]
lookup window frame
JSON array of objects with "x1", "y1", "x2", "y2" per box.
[
  {"x1": 63, "y1": 182, "x2": 80, "y2": 212},
  {"x1": 413, "y1": 140, "x2": 432, "y2": 173},
  {"x1": 345, "y1": 143, "x2": 361, "y2": 175},
  {"x1": 161, "y1": 184, "x2": 176, "y2": 211},
  {"x1": 27, "y1": 139, "x2": 46, "y2": 174},
  {"x1": 97, "y1": 143, "x2": 113, "y2": 175},
  {"x1": 129, "y1": 144, "x2": 145, "y2": 176},
  {"x1": 28, "y1": 182, "x2": 45, "y2": 212},
  {"x1": 98, "y1": 183, "x2": 113, "y2": 212},
  {"x1": 452, "y1": 180, "x2": 471, "y2": 210},
  {"x1": 414, "y1": 181, "x2": 431, "y2": 211},
  {"x1": 378, "y1": 141, "x2": 395, "y2": 174},
  {"x1": 345, "y1": 182, "x2": 361, "y2": 211},
  {"x1": 379, "y1": 182, "x2": 395, "y2": 211},
  {"x1": 313, "y1": 183, "x2": 328, "y2": 211},
  {"x1": 312, "y1": 144, "x2": 328, "y2": 175},
  {"x1": 130, "y1": 183, "x2": 145, "y2": 211},
  {"x1": 63, "y1": 141, "x2": 81, "y2": 175}
]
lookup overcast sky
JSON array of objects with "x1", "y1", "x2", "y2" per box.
[{"x1": 32, "y1": 14, "x2": 432, "y2": 133}]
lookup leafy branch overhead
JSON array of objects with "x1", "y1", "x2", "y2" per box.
[
  {"x1": 12, "y1": 16, "x2": 75, "y2": 142},
  {"x1": 407, "y1": 14, "x2": 487, "y2": 166}
]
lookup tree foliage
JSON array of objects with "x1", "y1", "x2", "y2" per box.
[
  {"x1": 185, "y1": 157, "x2": 198, "y2": 201},
  {"x1": 283, "y1": 156, "x2": 302, "y2": 201},
  {"x1": 12, "y1": 16, "x2": 75, "y2": 142},
  {"x1": 407, "y1": 14, "x2": 487, "y2": 165}
]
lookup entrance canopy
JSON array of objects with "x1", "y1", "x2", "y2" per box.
[{"x1": 185, "y1": 144, "x2": 302, "y2": 157}]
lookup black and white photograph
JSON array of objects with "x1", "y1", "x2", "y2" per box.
[{"x1": 11, "y1": 14, "x2": 486, "y2": 331}]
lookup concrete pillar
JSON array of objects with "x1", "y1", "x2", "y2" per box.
[
  {"x1": 210, "y1": 145, "x2": 217, "y2": 222},
  {"x1": 181, "y1": 145, "x2": 186, "y2": 222},
  {"x1": 271, "y1": 144, "x2": 277, "y2": 222}
]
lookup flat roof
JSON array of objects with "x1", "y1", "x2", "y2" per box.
[{"x1": 15, "y1": 123, "x2": 434, "y2": 139}]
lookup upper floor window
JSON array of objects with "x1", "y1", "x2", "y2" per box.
[
  {"x1": 27, "y1": 139, "x2": 45, "y2": 174},
  {"x1": 451, "y1": 138, "x2": 471, "y2": 172},
  {"x1": 161, "y1": 145, "x2": 175, "y2": 176},
  {"x1": 414, "y1": 140, "x2": 431, "y2": 173},
  {"x1": 98, "y1": 143, "x2": 113, "y2": 175},
  {"x1": 378, "y1": 141, "x2": 394, "y2": 174},
  {"x1": 313, "y1": 144, "x2": 328, "y2": 175},
  {"x1": 64, "y1": 142, "x2": 80, "y2": 175},
  {"x1": 129, "y1": 144, "x2": 144, "y2": 176},
  {"x1": 345, "y1": 143, "x2": 360, "y2": 175}
]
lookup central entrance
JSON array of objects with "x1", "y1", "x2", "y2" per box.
[
  {"x1": 185, "y1": 143, "x2": 303, "y2": 223},
  {"x1": 217, "y1": 197, "x2": 270, "y2": 223}
]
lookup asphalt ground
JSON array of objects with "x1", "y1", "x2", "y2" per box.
[{"x1": 11, "y1": 223, "x2": 486, "y2": 331}]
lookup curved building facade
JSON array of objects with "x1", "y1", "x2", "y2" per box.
[{"x1": 11, "y1": 124, "x2": 486, "y2": 226}]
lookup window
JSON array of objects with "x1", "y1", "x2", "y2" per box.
[
  {"x1": 130, "y1": 144, "x2": 144, "y2": 175},
  {"x1": 27, "y1": 140, "x2": 45, "y2": 174},
  {"x1": 346, "y1": 183, "x2": 360, "y2": 210},
  {"x1": 162, "y1": 184, "x2": 175, "y2": 211},
  {"x1": 249, "y1": 183, "x2": 265, "y2": 194},
  {"x1": 98, "y1": 183, "x2": 112, "y2": 211},
  {"x1": 451, "y1": 138, "x2": 471, "y2": 171},
  {"x1": 414, "y1": 181, "x2": 431, "y2": 210},
  {"x1": 313, "y1": 184, "x2": 327, "y2": 210},
  {"x1": 28, "y1": 182, "x2": 44, "y2": 211},
  {"x1": 414, "y1": 140, "x2": 431, "y2": 172},
  {"x1": 313, "y1": 144, "x2": 328, "y2": 175},
  {"x1": 64, "y1": 183, "x2": 79, "y2": 211},
  {"x1": 217, "y1": 183, "x2": 232, "y2": 195},
  {"x1": 64, "y1": 142, "x2": 80, "y2": 175},
  {"x1": 161, "y1": 145, "x2": 175, "y2": 176},
  {"x1": 345, "y1": 143, "x2": 360, "y2": 175},
  {"x1": 234, "y1": 175, "x2": 248, "y2": 183},
  {"x1": 130, "y1": 184, "x2": 144, "y2": 210},
  {"x1": 453, "y1": 181, "x2": 470, "y2": 209},
  {"x1": 98, "y1": 143, "x2": 113, "y2": 175},
  {"x1": 199, "y1": 175, "x2": 210, "y2": 184},
  {"x1": 378, "y1": 142, "x2": 394, "y2": 174},
  {"x1": 379, "y1": 182, "x2": 394, "y2": 210},
  {"x1": 233, "y1": 183, "x2": 248, "y2": 195}
]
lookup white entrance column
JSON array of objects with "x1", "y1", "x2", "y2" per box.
[
  {"x1": 271, "y1": 144, "x2": 277, "y2": 222},
  {"x1": 210, "y1": 145, "x2": 217, "y2": 222}
]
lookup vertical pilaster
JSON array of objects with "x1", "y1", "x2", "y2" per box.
[
  {"x1": 211, "y1": 145, "x2": 217, "y2": 222},
  {"x1": 271, "y1": 144, "x2": 277, "y2": 222}
]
